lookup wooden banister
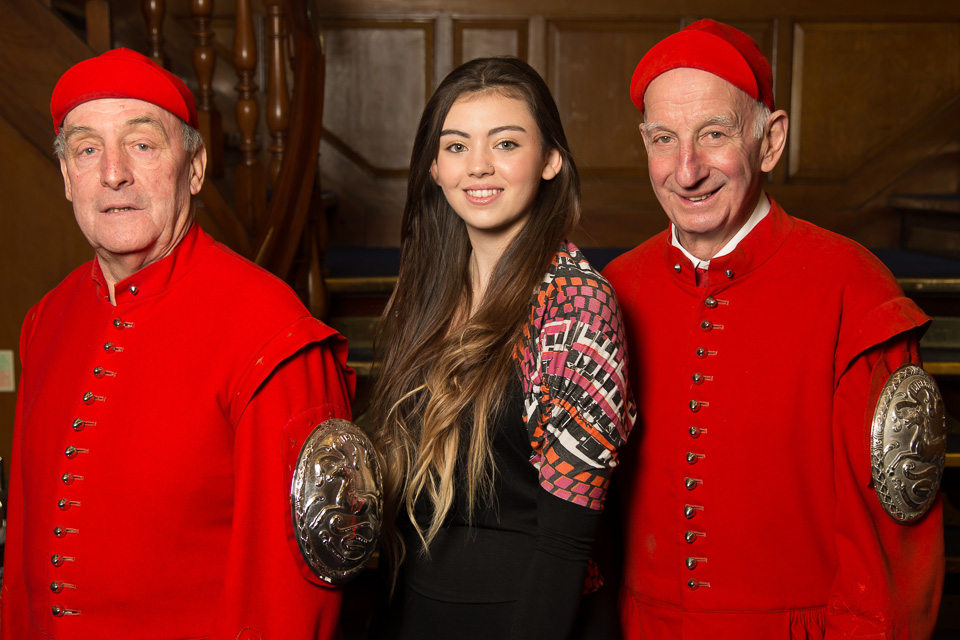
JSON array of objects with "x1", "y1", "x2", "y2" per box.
[
  {"x1": 190, "y1": 0, "x2": 223, "y2": 178},
  {"x1": 253, "y1": 0, "x2": 329, "y2": 316},
  {"x1": 141, "y1": 0, "x2": 167, "y2": 67},
  {"x1": 265, "y1": 0, "x2": 290, "y2": 189},
  {"x1": 233, "y1": 0, "x2": 266, "y2": 236}
]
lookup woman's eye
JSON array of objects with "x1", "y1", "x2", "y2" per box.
[
  {"x1": 447, "y1": 142, "x2": 466, "y2": 153},
  {"x1": 496, "y1": 140, "x2": 517, "y2": 150}
]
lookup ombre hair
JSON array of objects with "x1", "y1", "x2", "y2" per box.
[{"x1": 369, "y1": 56, "x2": 581, "y2": 585}]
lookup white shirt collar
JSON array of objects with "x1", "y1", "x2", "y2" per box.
[{"x1": 671, "y1": 192, "x2": 771, "y2": 269}]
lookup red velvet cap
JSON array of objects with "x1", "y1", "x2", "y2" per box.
[
  {"x1": 630, "y1": 19, "x2": 774, "y2": 112},
  {"x1": 51, "y1": 48, "x2": 198, "y2": 133}
]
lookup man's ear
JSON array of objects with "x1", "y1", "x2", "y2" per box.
[
  {"x1": 189, "y1": 145, "x2": 208, "y2": 195},
  {"x1": 541, "y1": 148, "x2": 562, "y2": 181},
  {"x1": 760, "y1": 110, "x2": 789, "y2": 174}
]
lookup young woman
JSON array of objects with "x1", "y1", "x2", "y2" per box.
[{"x1": 370, "y1": 56, "x2": 635, "y2": 639}]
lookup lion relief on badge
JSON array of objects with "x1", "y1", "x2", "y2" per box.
[
  {"x1": 870, "y1": 364, "x2": 946, "y2": 523},
  {"x1": 291, "y1": 418, "x2": 383, "y2": 584}
]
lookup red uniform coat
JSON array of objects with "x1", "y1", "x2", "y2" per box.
[
  {"x1": 603, "y1": 198, "x2": 944, "y2": 639},
  {"x1": 1, "y1": 224, "x2": 355, "y2": 639}
]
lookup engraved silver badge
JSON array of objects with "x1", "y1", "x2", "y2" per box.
[
  {"x1": 870, "y1": 364, "x2": 946, "y2": 522},
  {"x1": 290, "y1": 419, "x2": 382, "y2": 584}
]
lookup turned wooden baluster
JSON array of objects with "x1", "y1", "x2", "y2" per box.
[
  {"x1": 263, "y1": 0, "x2": 290, "y2": 189},
  {"x1": 142, "y1": 0, "x2": 167, "y2": 67},
  {"x1": 85, "y1": 0, "x2": 112, "y2": 54},
  {"x1": 234, "y1": 0, "x2": 266, "y2": 236},
  {"x1": 190, "y1": 0, "x2": 224, "y2": 177}
]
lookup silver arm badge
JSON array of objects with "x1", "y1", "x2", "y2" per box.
[
  {"x1": 870, "y1": 364, "x2": 946, "y2": 523},
  {"x1": 290, "y1": 418, "x2": 383, "y2": 584}
]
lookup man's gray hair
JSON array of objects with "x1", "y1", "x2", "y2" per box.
[
  {"x1": 753, "y1": 100, "x2": 771, "y2": 139},
  {"x1": 53, "y1": 120, "x2": 204, "y2": 158}
]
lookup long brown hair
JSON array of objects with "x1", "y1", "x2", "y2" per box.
[{"x1": 370, "y1": 56, "x2": 580, "y2": 581}]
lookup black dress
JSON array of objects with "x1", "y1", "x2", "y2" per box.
[{"x1": 376, "y1": 380, "x2": 621, "y2": 640}]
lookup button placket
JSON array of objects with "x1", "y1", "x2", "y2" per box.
[{"x1": 684, "y1": 295, "x2": 726, "y2": 593}]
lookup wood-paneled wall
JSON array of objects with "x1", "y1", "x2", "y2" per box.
[{"x1": 315, "y1": 1, "x2": 960, "y2": 251}]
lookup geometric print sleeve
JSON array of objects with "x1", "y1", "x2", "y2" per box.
[{"x1": 515, "y1": 241, "x2": 637, "y2": 511}]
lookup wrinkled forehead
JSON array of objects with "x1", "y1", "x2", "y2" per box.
[
  {"x1": 61, "y1": 97, "x2": 181, "y2": 137},
  {"x1": 642, "y1": 68, "x2": 757, "y2": 122}
]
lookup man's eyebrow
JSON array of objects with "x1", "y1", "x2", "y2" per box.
[
  {"x1": 126, "y1": 115, "x2": 170, "y2": 141},
  {"x1": 702, "y1": 115, "x2": 738, "y2": 127},
  {"x1": 62, "y1": 125, "x2": 94, "y2": 141}
]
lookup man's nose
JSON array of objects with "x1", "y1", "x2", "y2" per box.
[
  {"x1": 675, "y1": 143, "x2": 707, "y2": 188},
  {"x1": 100, "y1": 147, "x2": 133, "y2": 190}
]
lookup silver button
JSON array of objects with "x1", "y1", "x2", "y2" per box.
[
  {"x1": 684, "y1": 505, "x2": 698, "y2": 519},
  {"x1": 65, "y1": 446, "x2": 78, "y2": 459},
  {"x1": 93, "y1": 366, "x2": 104, "y2": 378},
  {"x1": 684, "y1": 531, "x2": 701, "y2": 544},
  {"x1": 696, "y1": 347, "x2": 707, "y2": 358},
  {"x1": 58, "y1": 498, "x2": 78, "y2": 511},
  {"x1": 705, "y1": 297, "x2": 718, "y2": 308},
  {"x1": 129, "y1": 285, "x2": 139, "y2": 295},
  {"x1": 689, "y1": 400, "x2": 701, "y2": 412},
  {"x1": 684, "y1": 477, "x2": 700, "y2": 490},
  {"x1": 62, "y1": 473, "x2": 74, "y2": 485},
  {"x1": 689, "y1": 426, "x2": 701, "y2": 438},
  {"x1": 51, "y1": 581, "x2": 63, "y2": 593},
  {"x1": 686, "y1": 452, "x2": 699, "y2": 465},
  {"x1": 72, "y1": 418, "x2": 84, "y2": 432},
  {"x1": 52, "y1": 604, "x2": 64, "y2": 617},
  {"x1": 692, "y1": 372, "x2": 704, "y2": 384},
  {"x1": 686, "y1": 558, "x2": 699, "y2": 570},
  {"x1": 687, "y1": 579, "x2": 701, "y2": 590},
  {"x1": 51, "y1": 554, "x2": 64, "y2": 567},
  {"x1": 54, "y1": 527, "x2": 66, "y2": 538},
  {"x1": 673, "y1": 263, "x2": 682, "y2": 272},
  {"x1": 113, "y1": 318, "x2": 123, "y2": 328},
  {"x1": 700, "y1": 321, "x2": 712, "y2": 331},
  {"x1": 725, "y1": 269, "x2": 734, "y2": 278},
  {"x1": 82, "y1": 392, "x2": 95, "y2": 405}
]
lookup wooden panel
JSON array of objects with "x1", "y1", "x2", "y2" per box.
[
  {"x1": 454, "y1": 20, "x2": 527, "y2": 66},
  {"x1": 547, "y1": 19, "x2": 677, "y2": 177},
  {"x1": 790, "y1": 22, "x2": 960, "y2": 179},
  {"x1": 321, "y1": 20, "x2": 433, "y2": 175},
  {"x1": 0, "y1": 112, "x2": 93, "y2": 485},
  {"x1": 319, "y1": 20, "x2": 433, "y2": 246}
]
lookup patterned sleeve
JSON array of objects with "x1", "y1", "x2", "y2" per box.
[{"x1": 516, "y1": 243, "x2": 636, "y2": 510}]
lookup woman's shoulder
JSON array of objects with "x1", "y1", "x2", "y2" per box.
[
  {"x1": 540, "y1": 241, "x2": 617, "y2": 301},
  {"x1": 528, "y1": 241, "x2": 622, "y2": 336}
]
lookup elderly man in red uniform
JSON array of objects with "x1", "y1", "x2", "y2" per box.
[
  {"x1": 0, "y1": 48, "x2": 380, "y2": 639},
  {"x1": 604, "y1": 19, "x2": 946, "y2": 639}
]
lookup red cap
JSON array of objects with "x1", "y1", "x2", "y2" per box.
[
  {"x1": 630, "y1": 19, "x2": 774, "y2": 112},
  {"x1": 51, "y1": 48, "x2": 198, "y2": 133}
]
